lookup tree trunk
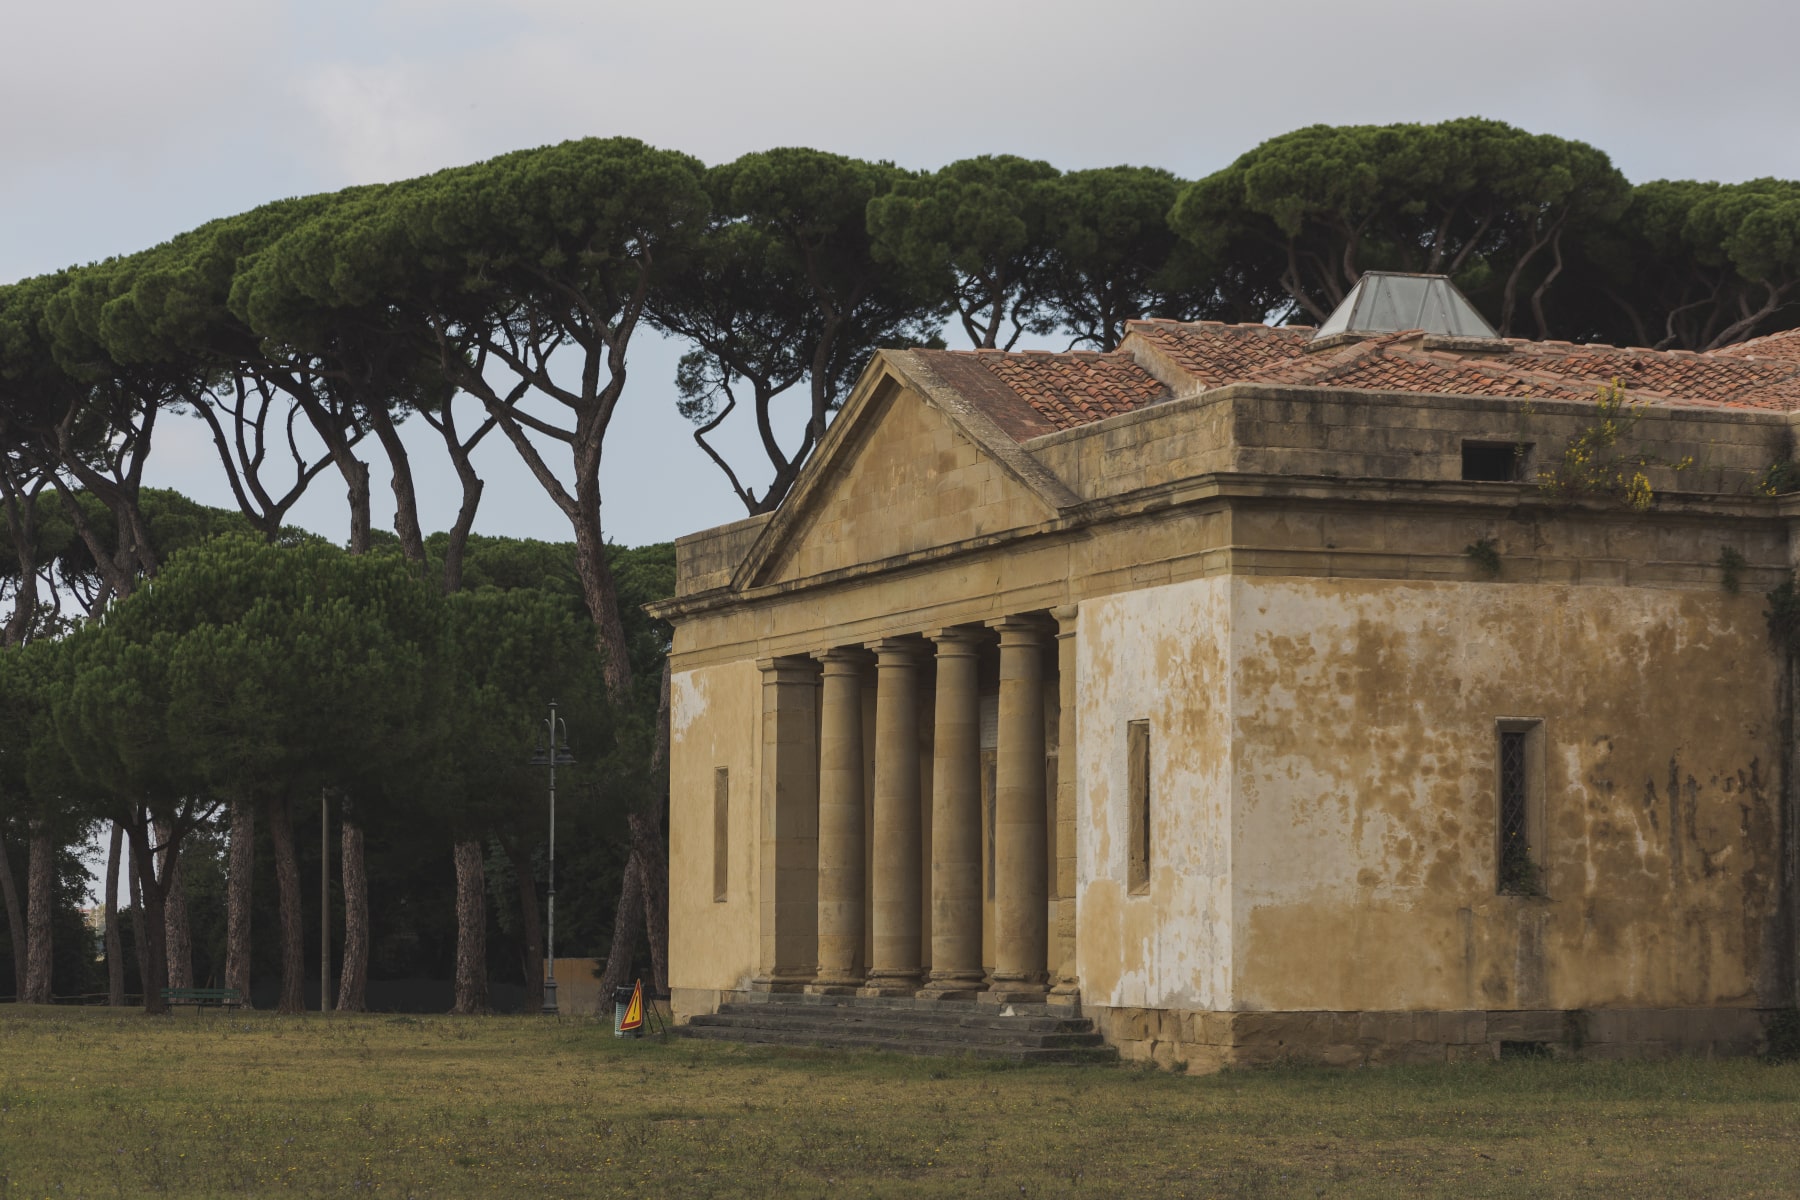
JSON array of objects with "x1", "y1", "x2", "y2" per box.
[
  {"x1": 336, "y1": 819, "x2": 369, "y2": 1012},
  {"x1": 265, "y1": 795, "x2": 306, "y2": 1014},
  {"x1": 428, "y1": 402, "x2": 488, "y2": 596},
  {"x1": 597, "y1": 851, "x2": 645, "y2": 1008},
  {"x1": 450, "y1": 839, "x2": 488, "y2": 1015},
  {"x1": 653, "y1": 660, "x2": 672, "y2": 771},
  {"x1": 0, "y1": 472, "x2": 43, "y2": 647},
  {"x1": 293, "y1": 387, "x2": 374, "y2": 559},
  {"x1": 440, "y1": 470, "x2": 482, "y2": 595},
  {"x1": 125, "y1": 815, "x2": 171, "y2": 1015},
  {"x1": 105, "y1": 822, "x2": 125, "y2": 1006},
  {"x1": 571, "y1": 468, "x2": 634, "y2": 701},
  {"x1": 630, "y1": 814, "x2": 670, "y2": 995},
  {"x1": 343, "y1": 455, "x2": 372, "y2": 557},
  {"x1": 157, "y1": 819, "x2": 193, "y2": 990},
  {"x1": 0, "y1": 830, "x2": 25, "y2": 996},
  {"x1": 450, "y1": 346, "x2": 631, "y2": 697},
  {"x1": 20, "y1": 825, "x2": 54, "y2": 1004},
  {"x1": 224, "y1": 800, "x2": 255, "y2": 1004},
  {"x1": 637, "y1": 664, "x2": 674, "y2": 995},
  {"x1": 504, "y1": 840, "x2": 544, "y2": 1014},
  {"x1": 128, "y1": 840, "x2": 150, "y2": 1007},
  {"x1": 49, "y1": 476, "x2": 136, "y2": 603},
  {"x1": 366, "y1": 404, "x2": 427, "y2": 567}
]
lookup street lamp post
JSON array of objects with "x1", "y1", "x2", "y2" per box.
[{"x1": 531, "y1": 700, "x2": 575, "y2": 1015}]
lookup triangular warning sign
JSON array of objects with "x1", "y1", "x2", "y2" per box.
[{"x1": 621, "y1": 980, "x2": 644, "y2": 1032}]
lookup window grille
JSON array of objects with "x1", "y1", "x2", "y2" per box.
[
  {"x1": 713, "y1": 767, "x2": 730, "y2": 902},
  {"x1": 1128, "y1": 720, "x2": 1151, "y2": 894},
  {"x1": 1497, "y1": 729, "x2": 1536, "y2": 893}
]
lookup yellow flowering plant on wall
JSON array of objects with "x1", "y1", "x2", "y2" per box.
[{"x1": 1538, "y1": 379, "x2": 1691, "y2": 510}]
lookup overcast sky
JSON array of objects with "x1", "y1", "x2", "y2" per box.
[{"x1": 6, "y1": 0, "x2": 1800, "y2": 549}]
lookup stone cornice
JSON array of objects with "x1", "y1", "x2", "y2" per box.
[{"x1": 645, "y1": 469, "x2": 1786, "y2": 621}]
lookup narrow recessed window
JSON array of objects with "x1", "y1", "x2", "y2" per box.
[
  {"x1": 1462, "y1": 441, "x2": 1529, "y2": 482},
  {"x1": 1127, "y1": 720, "x2": 1151, "y2": 894},
  {"x1": 1496, "y1": 721, "x2": 1545, "y2": 895},
  {"x1": 713, "y1": 767, "x2": 730, "y2": 902}
]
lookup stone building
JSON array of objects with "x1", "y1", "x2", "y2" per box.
[{"x1": 650, "y1": 274, "x2": 1800, "y2": 1068}]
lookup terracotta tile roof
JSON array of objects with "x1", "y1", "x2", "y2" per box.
[
  {"x1": 1128, "y1": 319, "x2": 1313, "y2": 388},
  {"x1": 908, "y1": 322, "x2": 1800, "y2": 443},
  {"x1": 912, "y1": 348, "x2": 1171, "y2": 436},
  {"x1": 1303, "y1": 340, "x2": 1561, "y2": 399},
  {"x1": 1715, "y1": 327, "x2": 1800, "y2": 363},
  {"x1": 1119, "y1": 322, "x2": 1800, "y2": 415}
]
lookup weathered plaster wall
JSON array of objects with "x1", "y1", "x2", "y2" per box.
[
  {"x1": 768, "y1": 385, "x2": 1051, "y2": 584},
  {"x1": 1230, "y1": 577, "x2": 1784, "y2": 1015},
  {"x1": 668, "y1": 661, "x2": 763, "y2": 1002},
  {"x1": 1076, "y1": 575, "x2": 1234, "y2": 1012}
]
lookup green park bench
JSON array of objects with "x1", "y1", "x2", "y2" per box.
[{"x1": 160, "y1": 987, "x2": 243, "y2": 1013}]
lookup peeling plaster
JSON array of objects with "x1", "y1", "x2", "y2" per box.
[
  {"x1": 1077, "y1": 575, "x2": 1233, "y2": 1011},
  {"x1": 667, "y1": 663, "x2": 764, "y2": 994},
  {"x1": 1229, "y1": 579, "x2": 1781, "y2": 1014}
]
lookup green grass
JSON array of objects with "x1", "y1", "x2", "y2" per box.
[{"x1": 2, "y1": 1006, "x2": 1799, "y2": 1198}]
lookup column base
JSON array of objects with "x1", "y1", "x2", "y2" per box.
[
  {"x1": 856, "y1": 973, "x2": 921, "y2": 998},
  {"x1": 805, "y1": 977, "x2": 865, "y2": 996},
  {"x1": 979, "y1": 977, "x2": 1048, "y2": 1005},
  {"x1": 916, "y1": 973, "x2": 986, "y2": 1001},
  {"x1": 1047, "y1": 982, "x2": 1083, "y2": 1009},
  {"x1": 748, "y1": 973, "x2": 814, "y2": 995}
]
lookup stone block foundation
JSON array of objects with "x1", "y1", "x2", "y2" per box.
[{"x1": 1088, "y1": 1006, "x2": 1773, "y2": 1071}]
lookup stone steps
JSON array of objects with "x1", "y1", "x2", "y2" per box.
[
  {"x1": 693, "y1": 1010, "x2": 1104, "y2": 1047},
  {"x1": 713, "y1": 1002, "x2": 1095, "y2": 1034},
  {"x1": 676, "y1": 994, "x2": 1119, "y2": 1064}
]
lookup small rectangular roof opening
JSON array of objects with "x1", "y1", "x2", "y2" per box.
[{"x1": 1462, "y1": 441, "x2": 1527, "y2": 482}]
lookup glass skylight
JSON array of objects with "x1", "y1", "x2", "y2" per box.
[{"x1": 1312, "y1": 272, "x2": 1499, "y2": 340}]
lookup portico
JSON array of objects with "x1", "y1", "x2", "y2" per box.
[{"x1": 753, "y1": 613, "x2": 1072, "y2": 1005}]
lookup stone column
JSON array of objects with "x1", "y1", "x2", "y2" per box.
[
  {"x1": 810, "y1": 648, "x2": 868, "y2": 993},
  {"x1": 752, "y1": 656, "x2": 819, "y2": 992},
  {"x1": 985, "y1": 616, "x2": 1049, "y2": 1002},
  {"x1": 1049, "y1": 606, "x2": 1081, "y2": 1005},
  {"x1": 860, "y1": 639, "x2": 924, "y2": 996},
  {"x1": 919, "y1": 628, "x2": 986, "y2": 999}
]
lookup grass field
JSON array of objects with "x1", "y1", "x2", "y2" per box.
[{"x1": 2, "y1": 1006, "x2": 1798, "y2": 1198}]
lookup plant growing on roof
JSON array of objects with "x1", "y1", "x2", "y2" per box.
[{"x1": 1537, "y1": 380, "x2": 1691, "y2": 511}]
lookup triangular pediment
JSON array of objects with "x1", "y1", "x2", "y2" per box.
[{"x1": 735, "y1": 353, "x2": 1079, "y2": 590}]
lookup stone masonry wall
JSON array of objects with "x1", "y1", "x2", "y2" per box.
[
  {"x1": 1030, "y1": 383, "x2": 1786, "y2": 504},
  {"x1": 1090, "y1": 1005, "x2": 1771, "y2": 1072}
]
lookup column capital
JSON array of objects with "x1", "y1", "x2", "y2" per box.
[
  {"x1": 864, "y1": 637, "x2": 926, "y2": 661},
  {"x1": 924, "y1": 625, "x2": 989, "y2": 652},
  {"x1": 1051, "y1": 605, "x2": 1079, "y2": 638},
  {"x1": 812, "y1": 646, "x2": 874, "y2": 673},
  {"x1": 757, "y1": 655, "x2": 820, "y2": 684},
  {"x1": 985, "y1": 613, "x2": 1054, "y2": 643}
]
